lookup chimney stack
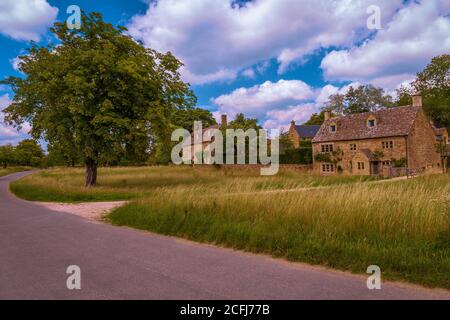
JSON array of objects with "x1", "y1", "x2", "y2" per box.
[
  {"x1": 324, "y1": 111, "x2": 331, "y2": 121},
  {"x1": 221, "y1": 114, "x2": 228, "y2": 127},
  {"x1": 412, "y1": 94, "x2": 422, "y2": 108}
]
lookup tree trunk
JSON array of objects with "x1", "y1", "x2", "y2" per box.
[{"x1": 85, "y1": 158, "x2": 98, "y2": 187}]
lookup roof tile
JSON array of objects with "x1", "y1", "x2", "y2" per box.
[{"x1": 312, "y1": 106, "x2": 420, "y2": 143}]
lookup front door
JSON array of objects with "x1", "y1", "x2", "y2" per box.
[{"x1": 372, "y1": 161, "x2": 380, "y2": 175}]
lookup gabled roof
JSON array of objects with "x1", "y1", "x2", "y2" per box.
[
  {"x1": 295, "y1": 125, "x2": 321, "y2": 138},
  {"x1": 312, "y1": 105, "x2": 421, "y2": 143},
  {"x1": 358, "y1": 149, "x2": 376, "y2": 161}
]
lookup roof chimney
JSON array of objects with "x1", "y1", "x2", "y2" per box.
[
  {"x1": 221, "y1": 114, "x2": 228, "y2": 127},
  {"x1": 412, "y1": 94, "x2": 422, "y2": 108},
  {"x1": 324, "y1": 111, "x2": 331, "y2": 121}
]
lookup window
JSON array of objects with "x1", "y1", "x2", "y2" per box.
[
  {"x1": 382, "y1": 160, "x2": 391, "y2": 166},
  {"x1": 367, "y1": 116, "x2": 376, "y2": 128},
  {"x1": 382, "y1": 141, "x2": 394, "y2": 149},
  {"x1": 330, "y1": 125, "x2": 336, "y2": 133},
  {"x1": 349, "y1": 144, "x2": 357, "y2": 151},
  {"x1": 321, "y1": 144, "x2": 334, "y2": 153},
  {"x1": 322, "y1": 164, "x2": 335, "y2": 173},
  {"x1": 357, "y1": 162, "x2": 365, "y2": 170}
]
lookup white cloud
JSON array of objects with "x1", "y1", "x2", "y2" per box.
[
  {"x1": 128, "y1": 0, "x2": 401, "y2": 84},
  {"x1": 213, "y1": 79, "x2": 315, "y2": 116},
  {"x1": 321, "y1": 0, "x2": 450, "y2": 89},
  {"x1": 263, "y1": 103, "x2": 317, "y2": 131},
  {"x1": 210, "y1": 79, "x2": 361, "y2": 131},
  {"x1": 10, "y1": 56, "x2": 22, "y2": 71},
  {"x1": 0, "y1": 0, "x2": 58, "y2": 41}
]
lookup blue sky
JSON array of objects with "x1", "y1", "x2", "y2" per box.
[{"x1": 1, "y1": 0, "x2": 449, "y2": 145}]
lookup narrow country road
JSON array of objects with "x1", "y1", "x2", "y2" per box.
[{"x1": 1, "y1": 172, "x2": 449, "y2": 300}]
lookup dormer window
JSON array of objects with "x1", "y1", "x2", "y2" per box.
[
  {"x1": 367, "y1": 116, "x2": 377, "y2": 128},
  {"x1": 329, "y1": 123, "x2": 337, "y2": 133}
]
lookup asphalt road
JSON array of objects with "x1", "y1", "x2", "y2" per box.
[{"x1": 1, "y1": 171, "x2": 449, "y2": 300}]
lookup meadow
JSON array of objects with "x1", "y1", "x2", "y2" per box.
[
  {"x1": 10, "y1": 166, "x2": 375, "y2": 202},
  {"x1": 10, "y1": 166, "x2": 450, "y2": 289}
]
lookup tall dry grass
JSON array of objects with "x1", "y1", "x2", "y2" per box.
[{"x1": 10, "y1": 166, "x2": 375, "y2": 202}]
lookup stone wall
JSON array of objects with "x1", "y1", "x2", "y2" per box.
[
  {"x1": 192, "y1": 164, "x2": 313, "y2": 172},
  {"x1": 288, "y1": 124, "x2": 300, "y2": 148},
  {"x1": 407, "y1": 110, "x2": 442, "y2": 173},
  {"x1": 313, "y1": 136, "x2": 408, "y2": 175}
]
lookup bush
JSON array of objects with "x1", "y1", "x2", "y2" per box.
[{"x1": 280, "y1": 141, "x2": 313, "y2": 164}]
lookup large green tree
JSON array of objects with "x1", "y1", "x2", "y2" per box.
[
  {"x1": 396, "y1": 54, "x2": 450, "y2": 129},
  {"x1": 325, "y1": 85, "x2": 394, "y2": 115},
  {"x1": 1, "y1": 13, "x2": 195, "y2": 186}
]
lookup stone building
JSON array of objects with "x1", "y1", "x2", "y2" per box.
[
  {"x1": 434, "y1": 126, "x2": 449, "y2": 145},
  {"x1": 182, "y1": 115, "x2": 226, "y2": 163},
  {"x1": 288, "y1": 121, "x2": 321, "y2": 148},
  {"x1": 312, "y1": 95, "x2": 446, "y2": 176}
]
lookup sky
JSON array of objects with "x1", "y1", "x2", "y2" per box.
[{"x1": 0, "y1": 0, "x2": 449, "y2": 146}]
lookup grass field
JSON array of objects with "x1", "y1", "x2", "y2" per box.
[
  {"x1": 0, "y1": 167, "x2": 29, "y2": 177},
  {"x1": 10, "y1": 166, "x2": 450, "y2": 289},
  {"x1": 10, "y1": 166, "x2": 375, "y2": 202}
]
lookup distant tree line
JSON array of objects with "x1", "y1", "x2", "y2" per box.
[{"x1": 0, "y1": 140, "x2": 45, "y2": 168}]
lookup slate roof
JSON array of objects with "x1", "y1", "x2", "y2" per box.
[
  {"x1": 295, "y1": 125, "x2": 321, "y2": 138},
  {"x1": 312, "y1": 106, "x2": 421, "y2": 143}
]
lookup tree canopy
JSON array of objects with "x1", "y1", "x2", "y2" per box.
[
  {"x1": 0, "y1": 144, "x2": 15, "y2": 168},
  {"x1": 1, "y1": 13, "x2": 196, "y2": 186},
  {"x1": 324, "y1": 85, "x2": 394, "y2": 115},
  {"x1": 14, "y1": 139, "x2": 45, "y2": 167},
  {"x1": 396, "y1": 54, "x2": 450, "y2": 129},
  {"x1": 226, "y1": 113, "x2": 261, "y2": 131},
  {"x1": 303, "y1": 111, "x2": 338, "y2": 125},
  {"x1": 173, "y1": 108, "x2": 217, "y2": 131}
]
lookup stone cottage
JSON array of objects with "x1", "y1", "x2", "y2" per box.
[
  {"x1": 182, "y1": 115, "x2": 227, "y2": 163},
  {"x1": 312, "y1": 95, "x2": 446, "y2": 176},
  {"x1": 288, "y1": 121, "x2": 321, "y2": 148}
]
